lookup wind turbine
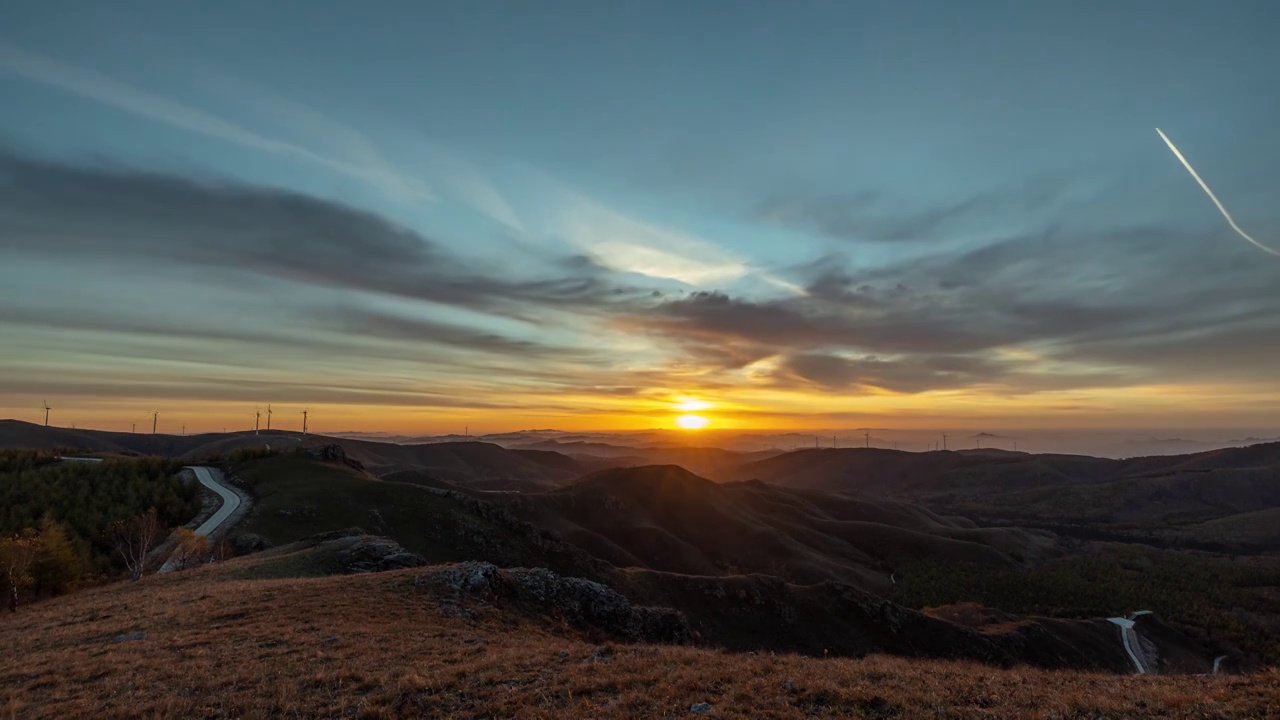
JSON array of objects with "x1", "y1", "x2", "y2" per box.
[
  {"x1": 152, "y1": 411, "x2": 159, "y2": 435},
  {"x1": 266, "y1": 404, "x2": 273, "y2": 431},
  {"x1": 941, "y1": 434, "x2": 949, "y2": 451},
  {"x1": 301, "y1": 409, "x2": 309, "y2": 437},
  {"x1": 42, "y1": 401, "x2": 51, "y2": 428},
  {"x1": 254, "y1": 407, "x2": 261, "y2": 435}
]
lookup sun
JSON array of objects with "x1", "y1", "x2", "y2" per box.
[{"x1": 676, "y1": 414, "x2": 710, "y2": 430}]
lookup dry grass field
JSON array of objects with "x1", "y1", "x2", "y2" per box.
[{"x1": 4, "y1": 559, "x2": 1279, "y2": 719}]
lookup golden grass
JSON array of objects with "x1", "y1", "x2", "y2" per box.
[{"x1": 2, "y1": 561, "x2": 1278, "y2": 719}]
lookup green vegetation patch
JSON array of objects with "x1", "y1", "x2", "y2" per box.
[
  {"x1": 889, "y1": 544, "x2": 1280, "y2": 664},
  {"x1": 0, "y1": 449, "x2": 201, "y2": 578}
]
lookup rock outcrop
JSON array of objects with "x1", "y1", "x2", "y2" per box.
[{"x1": 428, "y1": 561, "x2": 691, "y2": 644}]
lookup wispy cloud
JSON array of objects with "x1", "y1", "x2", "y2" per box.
[
  {"x1": 0, "y1": 43, "x2": 432, "y2": 201},
  {"x1": 541, "y1": 175, "x2": 749, "y2": 286},
  {"x1": 0, "y1": 151, "x2": 629, "y2": 315}
]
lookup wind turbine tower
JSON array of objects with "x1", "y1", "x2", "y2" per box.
[
  {"x1": 865, "y1": 431, "x2": 870, "y2": 448},
  {"x1": 254, "y1": 408, "x2": 261, "y2": 435},
  {"x1": 301, "y1": 409, "x2": 309, "y2": 437},
  {"x1": 941, "y1": 434, "x2": 949, "y2": 451},
  {"x1": 266, "y1": 404, "x2": 273, "y2": 431},
  {"x1": 152, "y1": 411, "x2": 159, "y2": 435},
  {"x1": 42, "y1": 401, "x2": 51, "y2": 427}
]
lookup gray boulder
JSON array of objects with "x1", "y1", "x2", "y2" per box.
[{"x1": 425, "y1": 561, "x2": 691, "y2": 644}]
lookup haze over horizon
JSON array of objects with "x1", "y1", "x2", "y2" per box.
[{"x1": 3, "y1": 1, "x2": 1279, "y2": 435}]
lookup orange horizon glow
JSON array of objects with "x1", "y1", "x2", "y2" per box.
[
  {"x1": 6, "y1": 381, "x2": 1280, "y2": 436},
  {"x1": 676, "y1": 413, "x2": 710, "y2": 430}
]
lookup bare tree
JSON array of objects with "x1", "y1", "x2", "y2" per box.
[
  {"x1": 108, "y1": 508, "x2": 161, "y2": 581},
  {"x1": 0, "y1": 529, "x2": 39, "y2": 612}
]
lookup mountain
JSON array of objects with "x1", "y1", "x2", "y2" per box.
[
  {"x1": 0, "y1": 420, "x2": 586, "y2": 491},
  {"x1": 490, "y1": 465, "x2": 1056, "y2": 592},
  {"x1": 727, "y1": 444, "x2": 1280, "y2": 550},
  {"x1": 0, "y1": 419, "x2": 307, "y2": 458},
  {"x1": 319, "y1": 437, "x2": 586, "y2": 489}
]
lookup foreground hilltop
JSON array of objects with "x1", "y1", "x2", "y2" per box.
[{"x1": 3, "y1": 549, "x2": 1276, "y2": 719}]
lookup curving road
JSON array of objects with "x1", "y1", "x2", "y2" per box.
[
  {"x1": 157, "y1": 466, "x2": 241, "y2": 573},
  {"x1": 1108, "y1": 610, "x2": 1154, "y2": 675},
  {"x1": 186, "y1": 466, "x2": 240, "y2": 537}
]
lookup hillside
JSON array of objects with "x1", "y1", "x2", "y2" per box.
[
  {"x1": 494, "y1": 465, "x2": 1056, "y2": 592},
  {"x1": 316, "y1": 436, "x2": 586, "y2": 488},
  {"x1": 728, "y1": 444, "x2": 1280, "y2": 549},
  {"x1": 0, "y1": 419, "x2": 305, "y2": 459},
  {"x1": 0, "y1": 421, "x2": 585, "y2": 490},
  {"x1": 213, "y1": 455, "x2": 1239, "y2": 670},
  {"x1": 225, "y1": 453, "x2": 609, "y2": 581},
  {"x1": 4, "y1": 554, "x2": 1276, "y2": 719}
]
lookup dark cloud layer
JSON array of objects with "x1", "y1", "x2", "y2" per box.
[
  {"x1": 0, "y1": 152, "x2": 632, "y2": 315},
  {"x1": 630, "y1": 222, "x2": 1280, "y2": 394},
  {"x1": 6, "y1": 150, "x2": 1278, "y2": 404}
]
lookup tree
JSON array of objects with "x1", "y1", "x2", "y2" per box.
[
  {"x1": 107, "y1": 508, "x2": 161, "y2": 581},
  {"x1": 33, "y1": 513, "x2": 82, "y2": 596},
  {"x1": 170, "y1": 528, "x2": 210, "y2": 571},
  {"x1": 0, "y1": 529, "x2": 38, "y2": 612}
]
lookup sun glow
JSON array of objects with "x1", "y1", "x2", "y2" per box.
[
  {"x1": 676, "y1": 398, "x2": 712, "y2": 412},
  {"x1": 676, "y1": 413, "x2": 710, "y2": 430}
]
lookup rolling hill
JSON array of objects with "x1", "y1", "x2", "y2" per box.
[
  {"x1": 488, "y1": 465, "x2": 1057, "y2": 592},
  {"x1": 5, "y1": 555, "x2": 1271, "y2": 719},
  {"x1": 0, "y1": 420, "x2": 586, "y2": 490},
  {"x1": 727, "y1": 444, "x2": 1280, "y2": 549}
]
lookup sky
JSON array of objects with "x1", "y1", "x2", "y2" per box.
[{"x1": 2, "y1": 0, "x2": 1279, "y2": 435}]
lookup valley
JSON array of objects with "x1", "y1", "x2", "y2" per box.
[{"x1": 4, "y1": 419, "x2": 1280, "y2": 716}]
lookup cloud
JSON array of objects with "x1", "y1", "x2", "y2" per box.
[
  {"x1": 778, "y1": 352, "x2": 1006, "y2": 393},
  {"x1": 0, "y1": 151, "x2": 635, "y2": 315},
  {"x1": 624, "y1": 222, "x2": 1280, "y2": 393},
  {"x1": 536, "y1": 172, "x2": 749, "y2": 286},
  {"x1": 324, "y1": 306, "x2": 576, "y2": 358},
  {"x1": 0, "y1": 43, "x2": 432, "y2": 201},
  {"x1": 754, "y1": 176, "x2": 1068, "y2": 243}
]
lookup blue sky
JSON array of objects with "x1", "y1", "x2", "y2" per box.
[{"x1": 2, "y1": 1, "x2": 1279, "y2": 433}]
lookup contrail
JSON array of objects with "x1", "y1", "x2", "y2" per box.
[{"x1": 1155, "y1": 127, "x2": 1280, "y2": 258}]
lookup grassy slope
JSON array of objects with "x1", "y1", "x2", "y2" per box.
[
  {"x1": 3, "y1": 561, "x2": 1279, "y2": 719},
  {"x1": 498, "y1": 466, "x2": 1056, "y2": 591},
  {"x1": 730, "y1": 445, "x2": 1280, "y2": 550},
  {"x1": 889, "y1": 544, "x2": 1280, "y2": 665},
  {"x1": 229, "y1": 453, "x2": 607, "y2": 580}
]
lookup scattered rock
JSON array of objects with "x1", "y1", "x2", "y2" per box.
[
  {"x1": 557, "y1": 650, "x2": 570, "y2": 662},
  {"x1": 231, "y1": 533, "x2": 272, "y2": 555},
  {"x1": 334, "y1": 536, "x2": 427, "y2": 573},
  {"x1": 690, "y1": 702, "x2": 712, "y2": 714},
  {"x1": 306, "y1": 443, "x2": 347, "y2": 462},
  {"x1": 305, "y1": 444, "x2": 364, "y2": 470},
  {"x1": 109, "y1": 631, "x2": 145, "y2": 644},
  {"x1": 783, "y1": 680, "x2": 796, "y2": 692},
  {"x1": 588, "y1": 646, "x2": 613, "y2": 663},
  {"x1": 424, "y1": 562, "x2": 691, "y2": 643}
]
